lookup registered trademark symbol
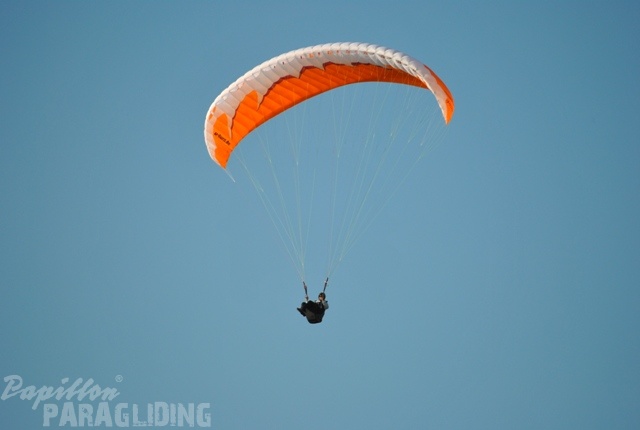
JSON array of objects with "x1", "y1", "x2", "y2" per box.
[{"x1": 115, "y1": 375, "x2": 123, "y2": 383}]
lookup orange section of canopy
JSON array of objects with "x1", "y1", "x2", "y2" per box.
[{"x1": 209, "y1": 62, "x2": 429, "y2": 168}]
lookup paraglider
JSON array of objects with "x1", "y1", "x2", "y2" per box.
[
  {"x1": 297, "y1": 279, "x2": 330, "y2": 324},
  {"x1": 203, "y1": 43, "x2": 455, "y2": 322},
  {"x1": 298, "y1": 292, "x2": 329, "y2": 324}
]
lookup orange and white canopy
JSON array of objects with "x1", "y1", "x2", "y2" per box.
[{"x1": 204, "y1": 42, "x2": 454, "y2": 168}]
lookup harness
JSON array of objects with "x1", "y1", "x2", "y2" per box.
[{"x1": 302, "y1": 278, "x2": 329, "y2": 324}]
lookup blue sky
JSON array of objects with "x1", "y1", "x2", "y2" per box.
[{"x1": 1, "y1": 1, "x2": 639, "y2": 429}]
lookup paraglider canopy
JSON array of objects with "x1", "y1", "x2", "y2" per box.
[{"x1": 204, "y1": 42, "x2": 454, "y2": 169}]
